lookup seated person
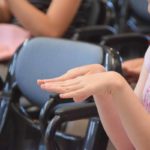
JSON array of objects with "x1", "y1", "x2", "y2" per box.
[
  {"x1": 37, "y1": 2, "x2": 150, "y2": 148},
  {"x1": 0, "y1": 0, "x2": 81, "y2": 60},
  {"x1": 38, "y1": 46, "x2": 150, "y2": 149}
]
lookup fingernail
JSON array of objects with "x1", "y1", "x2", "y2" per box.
[{"x1": 41, "y1": 84, "x2": 45, "y2": 88}]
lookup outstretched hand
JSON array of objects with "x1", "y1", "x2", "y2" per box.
[
  {"x1": 37, "y1": 64, "x2": 106, "y2": 101},
  {"x1": 37, "y1": 64, "x2": 105, "y2": 85},
  {"x1": 38, "y1": 72, "x2": 115, "y2": 102}
]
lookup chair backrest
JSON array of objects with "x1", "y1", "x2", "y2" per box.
[
  {"x1": 66, "y1": 0, "x2": 116, "y2": 38},
  {"x1": 0, "y1": 37, "x2": 122, "y2": 149},
  {"x1": 117, "y1": 0, "x2": 150, "y2": 33},
  {"x1": 6, "y1": 37, "x2": 121, "y2": 108},
  {"x1": 72, "y1": 25, "x2": 117, "y2": 44},
  {"x1": 129, "y1": 0, "x2": 150, "y2": 23},
  {"x1": 12, "y1": 37, "x2": 104, "y2": 107},
  {"x1": 101, "y1": 33, "x2": 149, "y2": 61},
  {"x1": 64, "y1": 0, "x2": 101, "y2": 38},
  {"x1": 84, "y1": 0, "x2": 101, "y2": 26}
]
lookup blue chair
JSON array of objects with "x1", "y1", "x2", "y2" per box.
[{"x1": 0, "y1": 37, "x2": 122, "y2": 150}]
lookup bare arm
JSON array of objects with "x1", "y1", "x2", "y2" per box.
[
  {"x1": 7, "y1": 0, "x2": 81, "y2": 37},
  {"x1": 95, "y1": 63, "x2": 149, "y2": 150},
  {"x1": 94, "y1": 88, "x2": 135, "y2": 150},
  {"x1": 107, "y1": 70, "x2": 150, "y2": 150},
  {"x1": 37, "y1": 59, "x2": 150, "y2": 149},
  {"x1": 93, "y1": 65, "x2": 149, "y2": 150},
  {"x1": 38, "y1": 64, "x2": 150, "y2": 149},
  {"x1": 0, "y1": 0, "x2": 11, "y2": 22}
]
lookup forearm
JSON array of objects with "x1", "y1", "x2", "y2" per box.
[
  {"x1": 0, "y1": 0, "x2": 11, "y2": 22},
  {"x1": 94, "y1": 94, "x2": 134, "y2": 150},
  {"x1": 114, "y1": 81, "x2": 150, "y2": 150},
  {"x1": 94, "y1": 72, "x2": 150, "y2": 149},
  {"x1": 7, "y1": 0, "x2": 81, "y2": 37},
  {"x1": 7, "y1": 0, "x2": 53, "y2": 36}
]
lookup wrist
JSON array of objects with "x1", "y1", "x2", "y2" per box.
[
  {"x1": 108, "y1": 71, "x2": 132, "y2": 102},
  {"x1": 92, "y1": 71, "x2": 126, "y2": 99},
  {"x1": 109, "y1": 71, "x2": 127, "y2": 91}
]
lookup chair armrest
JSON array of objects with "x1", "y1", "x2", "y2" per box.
[
  {"x1": 72, "y1": 25, "x2": 117, "y2": 44},
  {"x1": 54, "y1": 102, "x2": 98, "y2": 121},
  {"x1": 44, "y1": 102, "x2": 98, "y2": 150},
  {"x1": 39, "y1": 95, "x2": 95, "y2": 133},
  {"x1": 39, "y1": 94, "x2": 73, "y2": 134},
  {"x1": 101, "y1": 33, "x2": 149, "y2": 60}
]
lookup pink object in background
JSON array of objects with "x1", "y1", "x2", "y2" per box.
[{"x1": 0, "y1": 24, "x2": 31, "y2": 61}]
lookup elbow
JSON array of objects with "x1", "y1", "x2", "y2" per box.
[
  {"x1": 135, "y1": 142, "x2": 150, "y2": 150},
  {"x1": 28, "y1": 19, "x2": 67, "y2": 37},
  {"x1": 47, "y1": 30, "x2": 64, "y2": 38}
]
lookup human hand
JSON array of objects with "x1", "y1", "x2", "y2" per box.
[
  {"x1": 38, "y1": 71, "x2": 117, "y2": 102},
  {"x1": 122, "y1": 58, "x2": 144, "y2": 84},
  {"x1": 37, "y1": 64, "x2": 106, "y2": 86}
]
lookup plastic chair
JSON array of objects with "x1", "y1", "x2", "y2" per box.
[
  {"x1": 75, "y1": 0, "x2": 116, "y2": 27},
  {"x1": 118, "y1": 0, "x2": 150, "y2": 33},
  {"x1": 66, "y1": 0, "x2": 117, "y2": 38},
  {"x1": 44, "y1": 97, "x2": 109, "y2": 150},
  {"x1": 100, "y1": 33, "x2": 149, "y2": 61},
  {"x1": 72, "y1": 25, "x2": 117, "y2": 44},
  {"x1": 0, "y1": 37, "x2": 122, "y2": 150},
  {"x1": 43, "y1": 33, "x2": 150, "y2": 150}
]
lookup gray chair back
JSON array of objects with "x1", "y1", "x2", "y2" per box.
[
  {"x1": 130, "y1": 0, "x2": 150, "y2": 22},
  {"x1": 14, "y1": 37, "x2": 103, "y2": 107}
]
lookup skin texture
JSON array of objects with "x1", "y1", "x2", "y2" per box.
[
  {"x1": 37, "y1": 62, "x2": 150, "y2": 149},
  {"x1": 38, "y1": 64, "x2": 106, "y2": 84},
  {"x1": 122, "y1": 58, "x2": 144, "y2": 84},
  {"x1": 37, "y1": 1, "x2": 150, "y2": 149},
  {"x1": 0, "y1": 0, "x2": 11, "y2": 22},
  {"x1": 1, "y1": 0, "x2": 81, "y2": 37},
  {"x1": 0, "y1": 0, "x2": 81, "y2": 60}
]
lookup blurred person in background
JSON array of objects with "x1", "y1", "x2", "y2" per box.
[
  {"x1": 0, "y1": 0, "x2": 81, "y2": 60},
  {"x1": 122, "y1": 58, "x2": 144, "y2": 85}
]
